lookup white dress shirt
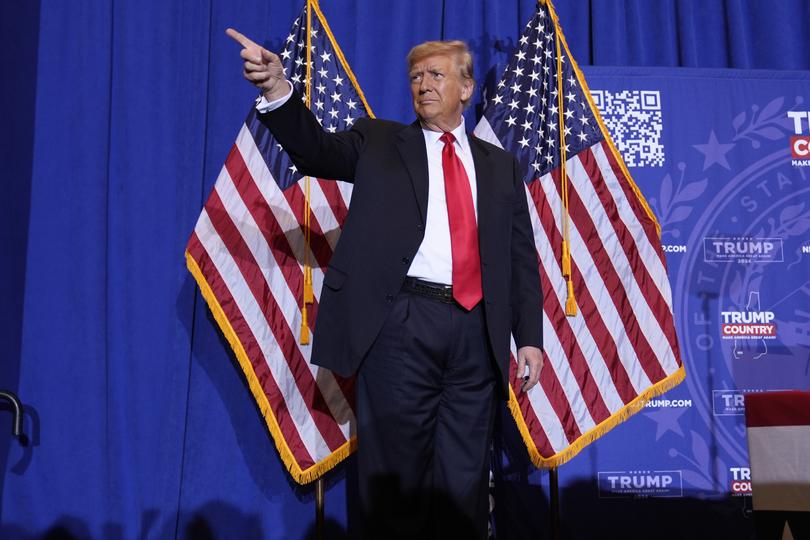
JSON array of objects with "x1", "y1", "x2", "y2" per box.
[
  {"x1": 255, "y1": 84, "x2": 478, "y2": 286},
  {"x1": 407, "y1": 120, "x2": 477, "y2": 285}
]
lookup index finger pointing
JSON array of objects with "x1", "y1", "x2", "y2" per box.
[{"x1": 226, "y1": 27, "x2": 258, "y2": 49}]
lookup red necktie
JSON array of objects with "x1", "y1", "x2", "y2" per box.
[{"x1": 440, "y1": 132, "x2": 483, "y2": 310}]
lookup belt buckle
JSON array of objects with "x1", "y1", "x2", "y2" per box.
[
  {"x1": 439, "y1": 284, "x2": 453, "y2": 302},
  {"x1": 428, "y1": 282, "x2": 452, "y2": 303}
]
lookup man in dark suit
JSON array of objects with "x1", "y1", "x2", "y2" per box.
[{"x1": 228, "y1": 28, "x2": 544, "y2": 539}]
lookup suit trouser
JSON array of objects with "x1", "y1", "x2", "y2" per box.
[{"x1": 356, "y1": 289, "x2": 498, "y2": 540}]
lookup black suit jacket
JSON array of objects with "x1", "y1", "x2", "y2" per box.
[{"x1": 259, "y1": 91, "x2": 543, "y2": 395}]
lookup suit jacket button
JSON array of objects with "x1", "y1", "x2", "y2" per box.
[{"x1": 386, "y1": 294, "x2": 394, "y2": 303}]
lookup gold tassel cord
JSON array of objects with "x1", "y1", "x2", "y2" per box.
[
  {"x1": 303, "y1": 178, "x2": 314, "y2": 303},
  {"x1": 301, "y1": 173, "x2": 313, "y2": 344},
  {"x1": 299, "y1": 0, "x2": 314, "y2": 345},
  {"x1": 553, "y1": 12, "x2": 577, "y2": 317}
]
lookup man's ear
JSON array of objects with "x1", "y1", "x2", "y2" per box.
[{"x1": 461, "y1": 79, "x2": 474, "y2": 101}]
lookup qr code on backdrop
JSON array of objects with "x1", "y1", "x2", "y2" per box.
[{"x1": 590, "y1": 90, "x2": 665, "y2": 167}]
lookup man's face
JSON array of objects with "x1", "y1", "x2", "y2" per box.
[{"x1": 409, "y1": 54, "x2": 472, "y2": 130}]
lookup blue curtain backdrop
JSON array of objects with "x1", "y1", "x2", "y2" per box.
[{"x1": 2, "y1": 1, "x2": 809, "y2": 538}]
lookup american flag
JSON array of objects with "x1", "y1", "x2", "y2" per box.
[
  {"x1": 185, "y1": 3, "x2": 370, "y2": 484},
  {"x1": 474, "y1": 0, "x2": 684, "y2": 465}
]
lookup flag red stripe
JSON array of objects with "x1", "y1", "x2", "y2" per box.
[
  {"x1": 527, "y1": 348, "x2": 582, "y2": 444},
  {"x1": 510, "y1": 184, "x2": 587, "y2": 443},
  {"x1": 540, "y1": 267, "x2": 612, "y2": 424},
  {"x1": 578, "y1": 149, "x2": 680, "y2": 373},
  {"x1": 204, "y1": 188, "x2": 347, "y2": 452},
  {"x1": 599, "y1": 140, "x2": 667, "y2": 268},
  {"x1": 283, "y1": 182, "x2": 336, "y2": 270},
  {"x1": 520, "y1": 399, "x2": 556, "y2": 457},
  {"x1": 528, "y1": 181, "x2": 615, "y2": 422},
  {"x1": 552, "y1": 166, "x2": 668, "y2": 384},
  {"x1": 529, "y1": 180, "x2": 638, "y2": 405},
  {"x1": 228, "y1": 145, "x2": 357, "y2": 410},
  {"x1": 225, "y1": 147, "x2": 320, "y2": 326},
  {"x1": 188, "y1": 231, "x2": 317, "y2": 469},
  {"x1": 317, "y1": 178, "x2": 349, "y2": 225},
  {"x1": 509, "y1": 355, "x2": 557, "y2": 456},
  {"x1": 568, "y1": 259, "x2": 639, "y2": 404},
  {"x1": 519, "y1": 187, "x2": 587, "y2": 440}
]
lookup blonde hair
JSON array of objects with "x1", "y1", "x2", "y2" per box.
[{"x1": 407, "y1": 40, "x2": 475, "y2": 105}]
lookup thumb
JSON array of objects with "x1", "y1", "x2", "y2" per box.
[
  {"x1": 261, "y1": 48, "x2": 276, "y2": 64},
  {"x1": 515, "y1": 355, "x2": 526, "y2": 380}
]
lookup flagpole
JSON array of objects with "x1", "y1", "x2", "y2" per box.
[
  {"x1": 549, "y1": 467, "x2": 560, "y2": 540},
  {"x1": 306, "y1": 3, "x2": 324, "y2": 536},
  {"x1": 315, "y1": 477, "x2": 325, "y2": 540},
  {"x1": 299, "y1": 0, "x2": 315, "y2": 345}
]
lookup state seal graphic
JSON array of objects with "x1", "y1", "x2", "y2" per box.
[{"x1": 648, "y1": 94, "x2": 810, "y2": 495}]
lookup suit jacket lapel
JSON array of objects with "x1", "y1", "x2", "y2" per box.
[
  {"x1": 395, "y1": 125, "x2": 497, "y2": 242},
  {"x1": 395, "y1": 121, "x2": 429, "y2": 224},
  {"x1": 469, "y1": 134, "x2": 495, "y2": 255}
]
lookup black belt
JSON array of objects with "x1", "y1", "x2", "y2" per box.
[{"x1": 402, "y1": 277, "x2": 455, "y2": 304}]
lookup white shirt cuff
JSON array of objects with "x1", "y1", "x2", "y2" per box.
[{"x1": 254, "y1": 80, "x2": 294, "y2": 113}]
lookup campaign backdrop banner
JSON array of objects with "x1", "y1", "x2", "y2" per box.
[{"x1": 495, "y1": 66, "x2": 810, "y2": 539}]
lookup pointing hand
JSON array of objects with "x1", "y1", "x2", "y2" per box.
[{"x1": 226, "y1": 28, "x2": 288, "y2": 101}]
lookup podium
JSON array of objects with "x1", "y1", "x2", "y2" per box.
[{"x1": 745, "y1": 391, "x2": 810, "y2": 539}]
